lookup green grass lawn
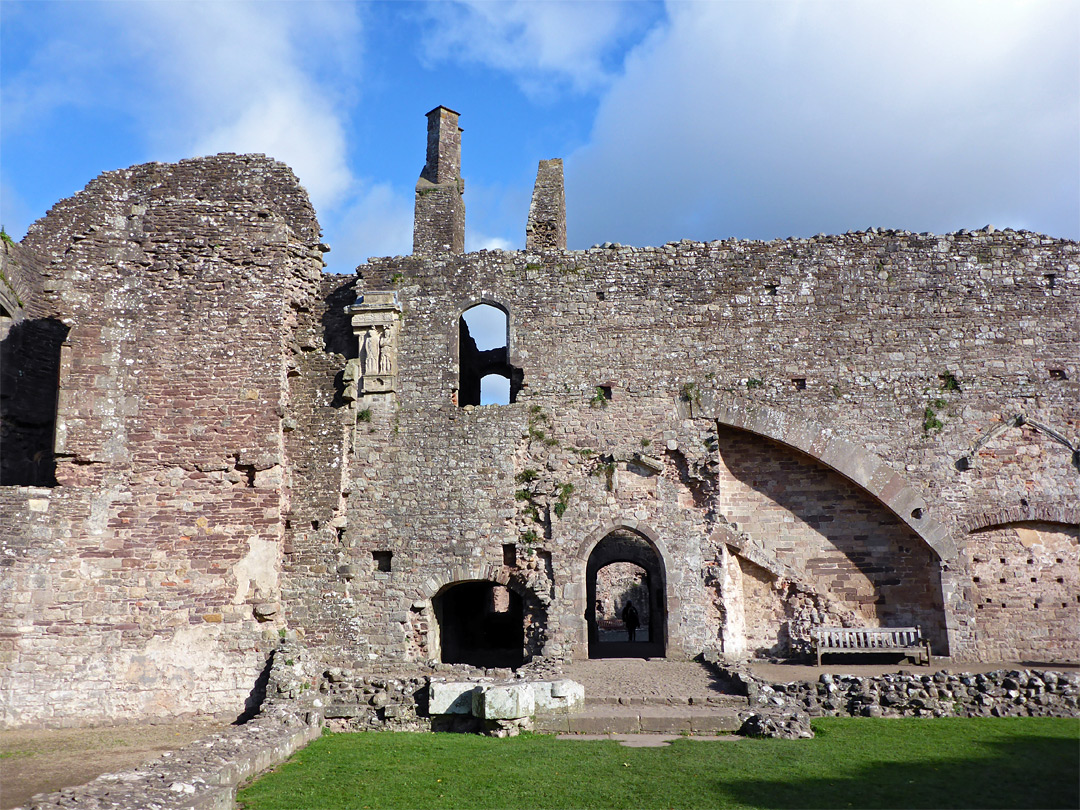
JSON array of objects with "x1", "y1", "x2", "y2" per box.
[{"x1": 238, "y1": 717, "x2": 1079, "y2": 810}]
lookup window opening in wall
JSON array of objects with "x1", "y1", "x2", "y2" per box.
[
  {"x1": 502, "y1": 543, "x2": 517, "y2": 566},
  {"x1": 458, "y1": 303, "x2": 522, "y2": 407},
  {"x1": 480, "y1": 374, "x2": 510, "y2": 405},
  {"x1": 1045, "y1": 273, "x2": 1056, "y2": 289},
  {"x1": 597, "y1": 384, "x2": 613, "y2": 401},
  {"x1": 1049, "y1": 369, "x2": 1067, "y2": 380},
  {"x1": 373, "y1": 550, "x2": 393, "y2": 572},
  {"x1": 0, "y1": 317, "x2": 70, "y2": 487},
  {"x1": 792, "y1": 378, "x2": 806, "y2": 390},
  {"x1": 765, "y1": 283, "x2": 779, "y2": 296}
]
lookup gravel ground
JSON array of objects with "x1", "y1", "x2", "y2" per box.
[
  {"x1": 563, "y1": 658, "x2": 726, "y2": 701},
  {"x1": 563, "y1": 657, "x2": 1080, "y2": 702}
]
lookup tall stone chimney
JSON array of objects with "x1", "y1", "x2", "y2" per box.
[
  {"x1": 413, "y1": 106, "x2": 465, "y2": 256},
  {"x1": 525, "y1": 158, "x2": 566, "y2": 253}
]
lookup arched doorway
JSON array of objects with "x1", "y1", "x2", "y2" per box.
[
  {"x1": 586, "y1": 528, "x2": 666, "y2": 658},
  {"x1": 432, "y1": 581, "x2": 524, "y2": 668}
]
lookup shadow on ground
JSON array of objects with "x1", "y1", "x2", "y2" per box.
[{"x1": 718, "y1": 730, "x2": 1078, "y2": 809}]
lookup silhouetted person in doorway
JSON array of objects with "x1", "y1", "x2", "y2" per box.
[{"x1": 622, "y1": 601, "x2": 640, "y2": 642}]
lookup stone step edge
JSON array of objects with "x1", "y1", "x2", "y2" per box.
[
  {"x1": 585, "y1": 695, "x2": 748, "y2": 707},
  {"x1": 536, "y1": 708, "x2": 742, "y2": 735}
]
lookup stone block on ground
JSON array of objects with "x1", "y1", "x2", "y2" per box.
[
  {"x1": 534, "y1": 679, "x2": 585, "y2": 712},
  {"x1": 474, "y1": 683, "x2": 535, "y2": 720},
  {"x1": 429, "y1": 682, "x2": 479, "y2": 715}
]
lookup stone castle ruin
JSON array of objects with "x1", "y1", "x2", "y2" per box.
[{"x1": 1, "y1": 105, "x2": 1077, "y2": 729}]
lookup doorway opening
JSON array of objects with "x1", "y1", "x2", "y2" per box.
[
  {"x1": 433, "y1": 580, "x2": 524, "y2": 668},
  {"x1": 586, "y1": 528, "x2": 666, "y2": 658}
]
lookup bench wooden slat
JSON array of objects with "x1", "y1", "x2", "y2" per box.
[{"x1": 812, "y1": 626, "x2": 929, "y2": 666}]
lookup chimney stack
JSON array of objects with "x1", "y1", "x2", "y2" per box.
[{"x1": 413, "y1": 106, "x2": 465, "y2": 256}]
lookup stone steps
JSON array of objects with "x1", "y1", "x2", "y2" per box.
[{"x1": 536, "y1": 704, "x2": 743, "y2": 734}]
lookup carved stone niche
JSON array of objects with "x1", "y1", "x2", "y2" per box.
[{"x1": 345, "y1": 291, "x2": 401, "y2": 398}]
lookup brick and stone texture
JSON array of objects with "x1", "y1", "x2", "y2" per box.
[
  {"x1": 0, "y1": 154, "x2": 325, "y2": 727},
  {"x1": 1, "y1": 109, "x2": 1077, "y2": 729}
]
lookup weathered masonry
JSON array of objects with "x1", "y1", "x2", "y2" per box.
[{"x1": 1, "y1": 106, "x2": 1077, "y2": 728}]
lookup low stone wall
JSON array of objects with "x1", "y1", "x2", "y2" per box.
[
  {"x1": 732, "y1": 667, "x2": 1080, "y2": 718},
  {"x1": 14, "y1": 705, "x2": 321, "y2": 810}
]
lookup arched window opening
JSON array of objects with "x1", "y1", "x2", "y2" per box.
[
  {"x1": 479, "y1": 374, "x2": 510, "y2": 406},
  {"x1": 433, "y1": 581, "x2": 524, "y2": 668},
  {"x1": 458, "y1": 304, "x2": 522, "y2": 407},
  {"x1": 586, "y1": 529, "x2": 666, "y2": 659}
]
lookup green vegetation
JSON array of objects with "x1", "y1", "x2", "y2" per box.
[
  {"x1": 514, "y1": 469, "x2": 538, "y2": 485},
  {"x1": 745, "y1": 378, "x2": 764, "y2": 390},
  {"x1": 552, "y1": 482, "x2": 574, "y2": 518},
  {"x1": 0, "y1": 227, "x2": 13, "y2": 246},
  {"x1": 590, "y1": 387, "x2": 609, "y2": 408},
  {"x1": 357, "y1": 408, "x2": 372, "y2": 423},
  {"x1": 679, "y1": 381, "x2": 702, "y2": 405},
  {"x1": 238, "y1": 717, "x2": 1079, "y2": 810},
  {"x1": 592, "y1": 460, "x2": 616, "y2": 492},
  {"x1": 940, "y1": 371, "x2": 962, "y2": 392},
  {"x1": 924, "y1": 397, "x2": 948, "y2": 433},
  {"x1": 389, "y1": 272, "x2": 405, "y2": 284}
]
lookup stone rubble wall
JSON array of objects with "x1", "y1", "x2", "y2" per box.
[
  {"x1": 730, "y1": 665, "x2": 1080, "y2": 719},
  {"x1": 2, "y1": 138, "x2": 1077, "y2": 734},
  {"x1": 289, "y1": 227, "x2": 1076, "y2": 668},
  {"x1": 525, "y1": 158, "x2": 566, "y2": 253},
  {"x1": 0, "y1": 155, "x2": 326, "y2": 728},
  {"x1": 13, "y1": 702, "x2": 321, "y2": 810}
]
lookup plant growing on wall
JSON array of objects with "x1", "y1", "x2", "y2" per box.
[
  {"x1": 940, "y1": 372, "x2": 961, "y2": 392},
  {"x1": 923, "y1": 398, "x2": 947, "y2": 433},
  {"x1": 680, "y1": 382, "x2": 702, "y2": 405}
]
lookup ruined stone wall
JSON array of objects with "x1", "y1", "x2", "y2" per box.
[
  {"x1": 0, "y1": 155, "x2": 325, "y2": 728},
  {"x1": 961, "y1": 521, "x2": 1079, "y2": 662},
  {"x1": 293, "y1": 227, "x2": 1077, "y2": 666},
  {"x1": 3, "y1": 138, "x2": 1077, "y2": 731}
]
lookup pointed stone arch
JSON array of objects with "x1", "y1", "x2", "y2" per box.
[
  {"x1": 702, "y1": 393, "x2": 956, "y2": 561},
  {"x1": 577, "y1": 520, "x2": 669, "y2": 658}
]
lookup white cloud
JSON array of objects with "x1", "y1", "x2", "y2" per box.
[
  {"x1": 109, "y1": 1, "x2": 362, "y2": 212},
  {"x1": 419, "y1": 0, "x2": 657, "y2": 95},
  {"x1": 566, "y1": 0, "x2": 1079, "y2": 245}
]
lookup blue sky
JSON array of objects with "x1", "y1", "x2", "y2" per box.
[{"x1": 2, "y1": 0, "x2": 1077, "y2": 277}]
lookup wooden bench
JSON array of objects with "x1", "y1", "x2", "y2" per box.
[{"x1": 811, "y1": 626, "x2": 931, "y2": 666}]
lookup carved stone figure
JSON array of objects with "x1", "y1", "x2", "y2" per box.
[
  {"x1": 378, "y1": 327, "x2": 395, "y2": 375},
  {"x1": 363, "y1": 327, "x2": 380, "y2": 376}
]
